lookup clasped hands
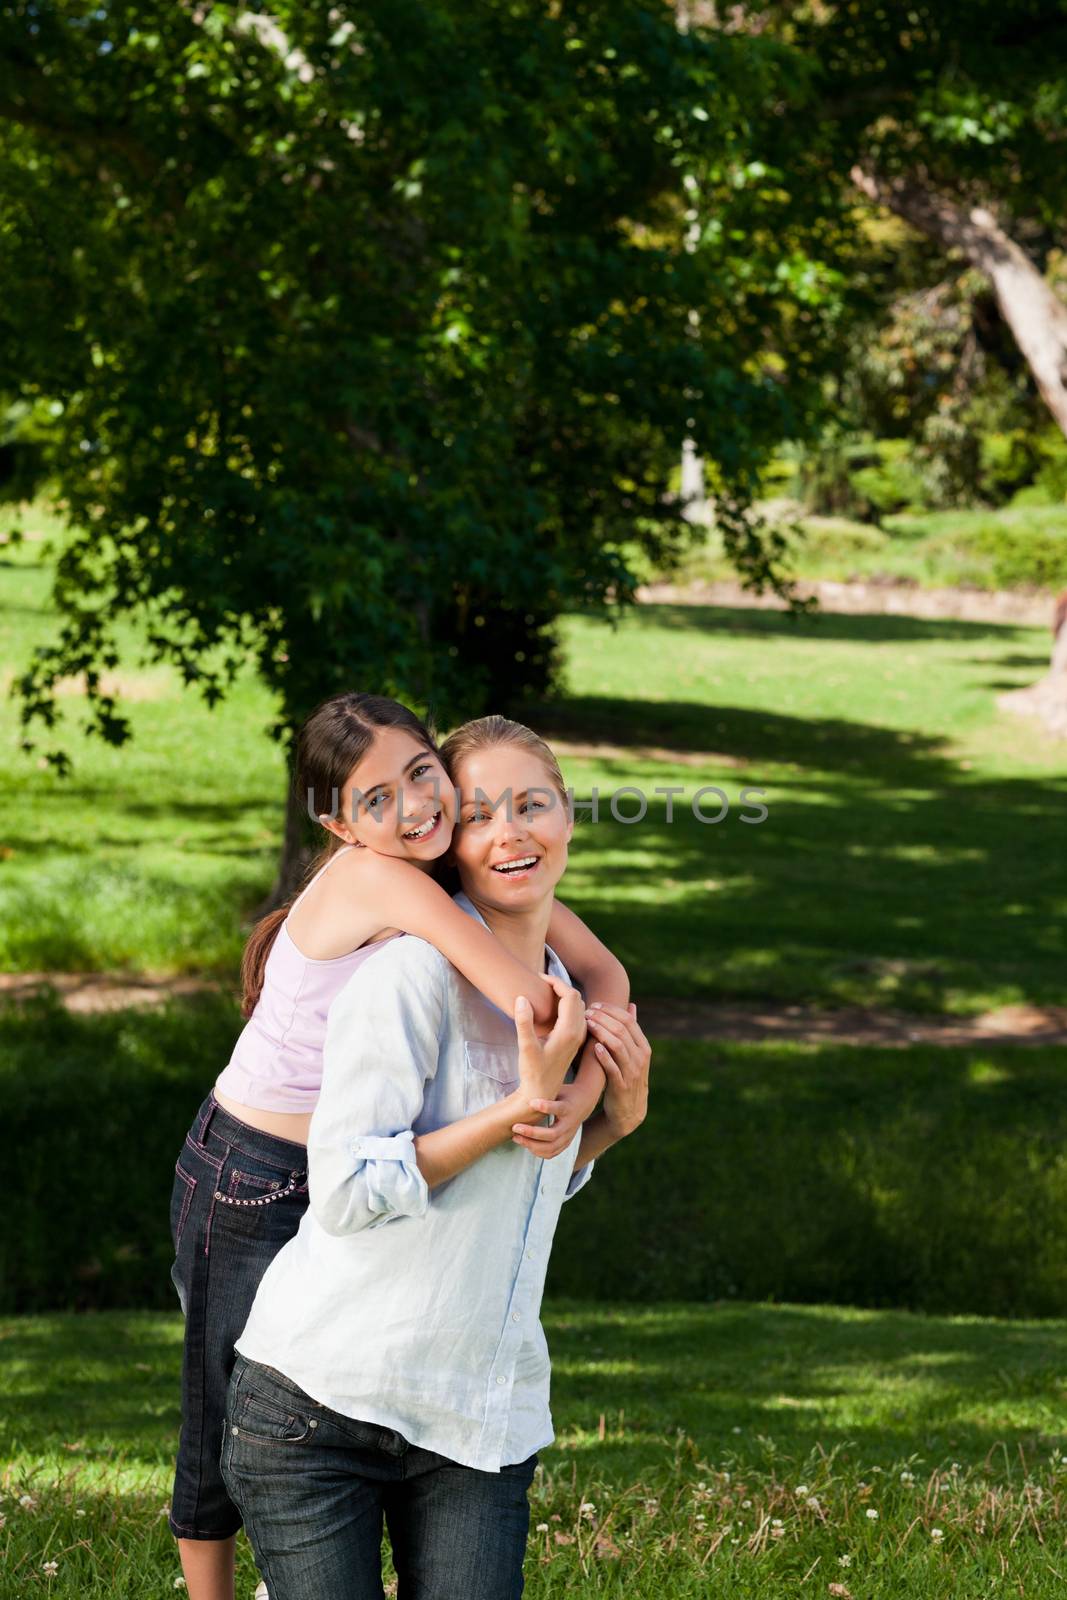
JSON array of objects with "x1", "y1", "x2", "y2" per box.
[{"x1": 509, "y1": 973, "x2": 651, "y2": 1160}]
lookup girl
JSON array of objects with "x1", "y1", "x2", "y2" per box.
[
  {"x1": 169, "y1": 693, "x2": 629, "y2": 1600},
  {"x1": 220, "y1": 715, "x2": 651, "y2": 1599}
]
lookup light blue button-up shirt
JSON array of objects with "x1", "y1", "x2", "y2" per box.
[{"x1": 236, "y1": 892, "x2": 593, "y2": 1472}]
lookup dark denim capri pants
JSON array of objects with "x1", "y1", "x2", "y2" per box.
[{"x1": 169, "y1": 1093, "x2": 309, "y2": 1540}]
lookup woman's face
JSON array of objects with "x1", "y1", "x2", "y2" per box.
[
  {"x1": 449, "y1": 742, "x2": 572, "y2": 910},
  {"x1": 325, "y1": 726, "x2": 455, "y2": 859}
]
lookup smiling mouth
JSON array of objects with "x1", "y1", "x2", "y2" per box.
[
  {"x1": 490, "y1": 854, "x2": 540, "y2": 876},
  {"x1": 403, "y1": 811, "x2": 442, "y2": 842}
]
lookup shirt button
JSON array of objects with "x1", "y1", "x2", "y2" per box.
[
  {"x1": 525, "y1": 1251, "x2": 535, "y2": 1262},
  {"x1": 540, "y1": 1184, "x2": 548, "y2": 1197},
  {"x1": 512, "y1": 1312, "x2": 521, "y2": 1323},
  {"x1": 496, "y1": 1375, "x2": 507, "y2": 1386},
  {"x1": 354, "y1": 1141, "x2": 363, "y2": 1154}
]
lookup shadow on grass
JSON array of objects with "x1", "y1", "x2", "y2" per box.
[
  {"x1": 521, "y1": 688, "x2": 1067, "y2": 1011},
  {"x1": 543, "y1": 1300, "x2": 1067, "y2": 1477},
  {"x1": 576, "y1": 600, "x2": 1042, "y2": 647},
  {"x1": 1, "y1": 1303, "x2": 1063, "y2": 1486}
]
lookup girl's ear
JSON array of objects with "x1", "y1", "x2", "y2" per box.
[{"x1": 319, "y1": 812, "x2": 352, "y2": 844}]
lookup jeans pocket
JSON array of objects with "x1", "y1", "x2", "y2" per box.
[
  {"x1": 231, "y1": 1383, "x2": 318, "y2": 1447},
  {"x1": 170, "y1": 1161, "x2": 197, "y2": 1254}
]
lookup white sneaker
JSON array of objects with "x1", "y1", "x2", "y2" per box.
[{"x1": 254, "y1": 1584, "x2": 269, "y2": 1600}]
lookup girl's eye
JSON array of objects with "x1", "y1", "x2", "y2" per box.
[{"x1": 367, "y1": 792, "x2": 389, "y2": 812}]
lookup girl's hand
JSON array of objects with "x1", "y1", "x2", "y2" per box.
[
  {"x1": 584, "y1": 1001, "x2": 650, "y2": 1137},
  {"x1": 513, "y1": 976, "x2": 586, "y2": 1108},
  {"x1": 510, "y1": 1071, "x2": 602, "y2": 1159}
]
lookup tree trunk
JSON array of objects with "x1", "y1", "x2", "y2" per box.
[
  {"x1": 259, "y1": 774, "x2": 313, "y2": 915},
  {"x1": 850, "y1": 166, "x2": 1067, "y2": 438},
  {"x1": 1053, "y1": 593, "x2": 1067, "y2": 676}
]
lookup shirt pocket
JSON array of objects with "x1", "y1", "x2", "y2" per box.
[{"x1": 464, "y1": 1041, "x2": 520, "y2": 1114}]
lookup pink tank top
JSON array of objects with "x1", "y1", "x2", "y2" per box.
[{"x1": 215, "y1": 847, "x2": 401, "y2": 1114}]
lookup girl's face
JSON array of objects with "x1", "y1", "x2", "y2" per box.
[
  {"x1": 449, "y1": 743, "x2": 572, "y2": 911},
  {"x1": 323, "y1": 726, "x2": 455, "y2": 860}
]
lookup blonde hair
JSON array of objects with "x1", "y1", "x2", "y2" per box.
[{"x1": 438, "y1": 714, "x2": 569, "y2": 810}]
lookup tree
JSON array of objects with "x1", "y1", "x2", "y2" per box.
[
  {"x1": 757, "y1": 1, "x2": 1067, "y2": 441},
  {"x1": 0, "y1": 1, "x2": 848, "y2": 894}
]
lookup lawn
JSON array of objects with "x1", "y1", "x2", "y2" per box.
[
  {"x1": 3, "y1": 505, "x2": 1066, "y2": 1016},
  {"x1": 2, "y1": 1301, "x2": 1066, "y2": 1598},
  {"x1": 655, "y1": 503, "x2": 1067, "y2": 593}
]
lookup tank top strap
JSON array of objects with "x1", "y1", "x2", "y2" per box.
[{"x1": 288, "y1": 844, "x2": 356, "y2": 916}]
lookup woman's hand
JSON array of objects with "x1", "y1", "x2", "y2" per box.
[
  {"x1": 510, "y1": 1070, "x2": 603, "y2": 1159},
  {"x1": 513, "y1": 976, "x2": 587, "y2": 1110},
  {"x1": 584, "y1": 1001, "x2": 650, "y2": 1138}
]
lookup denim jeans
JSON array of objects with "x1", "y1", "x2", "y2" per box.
[
  {"x1": 169, "y1": 1094, "x2": 309, "y2": 1540},
  {"x1": 221, "y1": 1354, "x2": 538, "y2": 1600}
]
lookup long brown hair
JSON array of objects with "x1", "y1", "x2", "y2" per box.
[{"x1": 240, "y1": 693, "x2": 438, "y2": 1017}]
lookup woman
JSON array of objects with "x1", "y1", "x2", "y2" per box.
[
  {"x1": 169, "y1": 694, "x2": 629, "y2": 1600},
  {"x1": 221, "y1": 716, "x2": 651, "y2": 1599}
]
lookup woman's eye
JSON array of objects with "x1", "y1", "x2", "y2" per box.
[
  {"x1": 520, "y1": 800, "x2": 546, "y2": 814},
  {"x1": 412, "y1": 763, "x2": 433, "y2": 780}
]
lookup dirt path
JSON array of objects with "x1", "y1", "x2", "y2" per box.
[
  {"x1": 4, "y1": 971, "x2": 1066, "y2": 1047},
  {"x1": 636, "y1": 575, "x2": 1056, "y2": 628}
]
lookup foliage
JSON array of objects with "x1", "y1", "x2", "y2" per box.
[
  {"x1": 0, "y1": 1, "x2": 850, "y2": 773},
  {"x1": 751, "y1": 3, "x2": 1067, "y2": 496}
]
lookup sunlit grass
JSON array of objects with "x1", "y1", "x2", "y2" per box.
[{"x1": 3, "y1": 1302, "x2": 1066, "y2": 1597}]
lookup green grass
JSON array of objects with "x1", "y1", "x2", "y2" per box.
[
  {"x1": 539, "y1": 601, "x2": 1067, "y2": 1015},
  {"x1": 3, "y1": 503, "x2": 1066, "y2": 1016},
  {"x1": 661, "y1": 504, "x2": 1067, "y2": 592},
  {"x1": 2, "y1": 1302, "x2": 1065, "y2": 1597},
  {"x1": 6, "y1": 997, "x2": 1067, "y2": 1317}
]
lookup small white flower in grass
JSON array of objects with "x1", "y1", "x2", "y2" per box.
[
  {"x1": 806, "y1": 1497, "x2": 820, "y2": 1511},
  {"x1": 535, "y1": 1523, "x2": 549, "y2": 1534},
  {"x1": 931, "y1": 1528, "x2": 944, "y2": 1543},
  {"x1": 158, "y1": 1504, "x2": 171, "y2": 1517},
  {"x1": 900, "y1": 1470, "x2": 915, "y2": 1484},
  {"x1": 741, "y1": 1500, "x2": 752, "y2": 1509},
  {"x1": 42, "y1": 1562, "x2": 59, "y2": 1577},
  {"x1": 174, "y1": 1578, "x2": 187, "y2": 1589},
  {"x1": 838, "y1": 1554, "x2": 853, "y2": 1568},
  {"x1": 694, "y1": 1514, "x2": 706, "y2": 1524},
  {"x1": 731, "y1": 1537, "x2": 740, "y2": 1545},
  {"x1": 795, "y1": 1485, "x2": 809, "y2": 1496},
  {"x1": 74, "y1": 1509, "x2": 86, "y2": 1517},
  {"x1": 771, "y1": 1518, "x2": 783, "y2": 1528},
  {"x1": 866, "y1": 1508, "x2": 879, "y2": 1520}
]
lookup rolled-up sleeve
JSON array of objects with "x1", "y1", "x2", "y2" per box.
[{"x1": 308, "y1": 938, "x2": 446, "y2": 1236}]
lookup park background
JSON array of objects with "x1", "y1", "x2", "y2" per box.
[{"x1": 2, "y1": 2, "x2": 1067, "y2": 1596}]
